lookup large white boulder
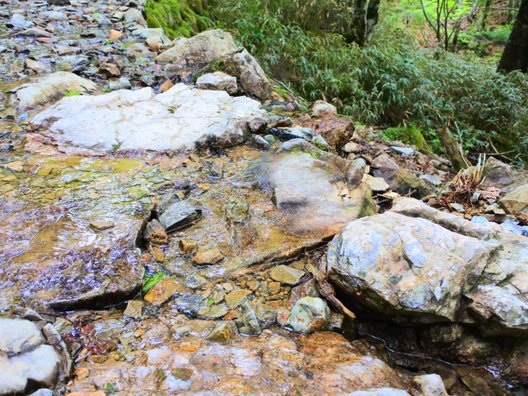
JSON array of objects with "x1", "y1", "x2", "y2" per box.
[
  {"x1": 31, "y1": 84, "x2": 267, "y2": 153},
  {"x1": 327, "y1": 198, "x2": 528, "y2": 335}
]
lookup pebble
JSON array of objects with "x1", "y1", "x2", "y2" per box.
[
  {"x1": 192, "y1": 247, "x2": 224, "y2": 265},
  {"x1": 269, "y1": 265, "x2": 305, "y2": 286}
]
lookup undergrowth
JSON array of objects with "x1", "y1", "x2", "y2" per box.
[{"x1": 146, "y1": 0, "x2": 528, "y2": 164}]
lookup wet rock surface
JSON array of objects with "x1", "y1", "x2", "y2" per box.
[{"x1": 0, "y1": 0, "x2": 527, "y2": 394}]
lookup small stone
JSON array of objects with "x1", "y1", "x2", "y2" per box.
[
  {"x1": 391, "y1": 146, "x2": 415, "y2": 156},
  {"x1": 412, "y1": 374, "x2": 448, "y2": 396},
  {"x1": 312, "y1": 135, "x2": 329, "y2": 150},
  {"x1": 89, "y1": 220, "x2": 115, "y2": 231},
  {"x1": 263, "y1": 134, "x2": 276, "y2": 144},
  {"x1": 365, "y1": 175, "x2": 390, "y2": 193},
  {"x1": 312, "y1": 100, "x2": 337, "y2": 117},
  {"x1": 124, "y1": 300, "x2": 143, "y2": 319},
  {"x1": 225, "y1": 289, "x2": 252, "y2": 308},
  {"x1": 346, "y1": 158, "x2": 367, "y2": 185},
  {"x1": 343, "y1": 141, "x2": 360, "y2": 153},
  {"x1": 196, "y1": 72, "x2": 238, "y2": 95},
  {"x1": 210, "y1": 160, "x2": 223, "y2": 177},
  {"x1": 9, "y1": 14, "x2": 33, "y2": 29},
  {"x1": 269, "y1": 265, "x2": 305, "y2": 285},
  {"x1": 267, "y1": 281, "x2": 281, "y2": 295},
  {"x1": 109, "y1": 29, "x2": 122, "y2": 40},
  {"x1": 269, "y1": 127, "x2": 313, "y2": 141},
  {"x1": 6, "y1": 161, "x2": 24, "y2": 172},
  {"x1": 150, "y1": 246, "x2": 166, "y2": 262},
  {"x1": 25, "y1": 59, "x2": 50, "y2": 74},
  {"x1": 179, "y1": 239, "x2": 198, "y2": 253},
  {"x1": 205, "y1": 322, "x2": 237, "y2": 343},
  {"x1": 420, "y1": 174, "x2": 442, "y2": 186},
  {"x1": 18, "y1": 27, "x2": 52, "y2": 38},
  {"x1": 449, "y1": 202, "x2": 465, "y2": 213},
  {"x1": 98, "y1": 63, "x2": 121, "y2": 78},
  {"x1": 199, "y1": 304, "x2": 228, "y2": 319},
  {"x1": 144, "y1": 278, "x2": 185, "y2": 305},
  {"x1": 193, "y1": 247, "x2": 224, "y2": 265},
  {"x1": 248, "y1": 280, "x2": 259, "y2": 291},
  {"x1": 159, "y1": 80, "x2": 174, "y2": 93},
  {"x1": 239, "y1": 301, "x2": 262, "y2": 336},
  {"x1": 286, "y1": 297, "x2": 330, "y2": 333},
  {"x1": 251, "y1": 135, "x2": 271, "y2": 150}
]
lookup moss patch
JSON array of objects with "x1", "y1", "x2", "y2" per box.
[{"x1": 144, "y1": 0, "x2": 212, "y2": 38}]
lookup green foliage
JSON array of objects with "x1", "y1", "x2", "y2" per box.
[
  {"x1": 142, "y1": 271, "x2": 167, "y2": 293},
  {"x1": 146, "y1": 0, "x2": 528, "y2": 163},
  {"x1": 381, "y1": 125, "x2": 435, "y2": 153},
  {"x1": 473, "y1": 25, "x2": 513, "y2": 44},
  {"x1": 145, "y1": 0, "x2": 212, "y2": 38}
]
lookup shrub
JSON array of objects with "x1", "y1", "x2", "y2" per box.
[
  {"x1": 144, "y1": 0, "x2": 212, "y2": 38},
  {"x1": 145, "y1": 0, "x2": 528, "y2": 163}
]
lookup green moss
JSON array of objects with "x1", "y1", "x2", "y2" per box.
[
  {"x1": 144, "y1": 0, "x2": 212, "y2": 39},
  {"x1": 380, "y1": 124, "x2": 432, "y2": 153},
  {"x1": 358, "y1": 186, "x2": 377, "y2": 218}
]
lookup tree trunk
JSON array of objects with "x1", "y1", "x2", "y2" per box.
[
  {"x1": 348, "y1": 0, "x2": 380, "y2": 45},
  {"x1": 498, "y1": 0, "x2": 528, "y2": 73},
  {"x1": 480, "y1": 0, "x2": 493, "y2": 31}
]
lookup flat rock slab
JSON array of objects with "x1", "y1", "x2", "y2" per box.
[
  {"x1": 161, "y1": 143, "x2": 374, "y2": 285},
  {"x1": 30, "y1": 84, "x2": 266, "y2": 154},
  {"x1": 0, "y1": 157, "x2": 163, "y2": 311},
  {"x1": 327, "y1": 197, "x2": 528, "y2": 336}
]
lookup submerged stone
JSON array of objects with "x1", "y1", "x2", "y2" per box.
[{"x1": 158, "y1": 201, "x2": 202, "y2": 233}]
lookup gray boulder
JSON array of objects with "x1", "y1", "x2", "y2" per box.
[
  {"x1": 155, "y1": 29, "x2": 238, "y2": 65},
  {"x1": 327, "y1": 198, "x2": 528, "y2": 335}
]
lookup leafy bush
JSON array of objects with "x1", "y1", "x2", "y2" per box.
[
  {"x1": 145, "y1": 0, "x2": 212, "y2": 38},
  {"x1": 146, "y1": 0, "x2": 528, "y2": 163}
]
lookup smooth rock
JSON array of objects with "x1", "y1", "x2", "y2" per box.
[
  {"x1": 196, "y1": 72, "x2": 237, "y2": 94},
  {"x1": 156, "y1": 29, "x2": 237, "y2": 65},
  {"x1": 0, "y1": 318, "x2": 44, "y2": 355},
  {"x1": 312, "y1": 100, "x2": 337, "y2": 117},
  {"x1": 269, "y1": 265, "x2": 305, "y2": 285},
  {"x1": 15, "y1": 72, "x2": 96, "y2": 110},
  {"x1": 31, "y1": 84, "x2": 266, "y2": 153},
  {"x1": 251, "y1": 139, "x2": 375, "y2": 235},
  {"x1": 0, "y1": 345, "x2": 61, "y2": 394},
  {"x1": 500, "y1": 184, "x2": 528, "y2": 215},
  {"x1": 192, "y1": 247, "x2": 224, "y2": 265},
  {"x1": 158, "y1": 200, "x2": 202, "y2": 233},
  {"x1": 287, "y1": 297, "x2": 330, "y2": 333}
]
